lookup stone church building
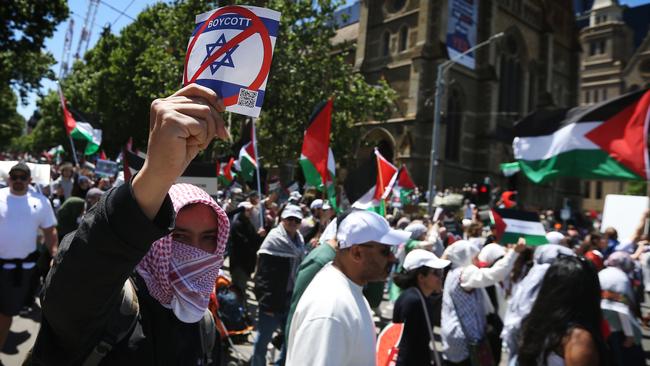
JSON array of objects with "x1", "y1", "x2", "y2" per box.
[{"x1": 336, "y1": 0, "x2": 582, "y2": 209}]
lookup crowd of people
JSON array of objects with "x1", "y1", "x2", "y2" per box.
[{"x1": 1, "y1": 84, "x2": 649, "y2": 366}]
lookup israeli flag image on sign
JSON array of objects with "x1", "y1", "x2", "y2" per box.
[{"x1": 184, "y1": 5, "x2": 281, "y2": 118}]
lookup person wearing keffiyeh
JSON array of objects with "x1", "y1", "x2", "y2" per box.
[
  {"x1": 136, "y1": 183, "x2": 229, "y2": 323},
  {"x1": 30, "y1": 83, "x2": 231, "y2": 365}
]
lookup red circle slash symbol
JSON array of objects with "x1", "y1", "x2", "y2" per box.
[{"x1": 184, "y1": 6, "x2": 273, "y2": 107}]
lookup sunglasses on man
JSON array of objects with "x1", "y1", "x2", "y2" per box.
[
  {"x1": 285, "y1": 217, "x2": 302, "y2": 224},
  {"x1": 10, "y1": 174, "x2": 28, "y2": 182},
  {"x1": 359, "y1": 243, "x2": 393, "y2": 257}
]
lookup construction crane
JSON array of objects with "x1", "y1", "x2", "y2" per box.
[
  {"x1": 59, "y1": 19, "x2": 75, "y2": 79},
  {"x1": 74, "y1": 0, "x2": 100, "y2": 61}
]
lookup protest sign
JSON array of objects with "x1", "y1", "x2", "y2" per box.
[
  {"x1": 184, "y1": 5, "x2": 281, "y2": 118},
  {"x1": 0, "y1": 161, "x2": 51, "y2": 186},
  {"x1": 95, "y1": 159, "x2": 119, "y2": 177},
  {"x1": 601, "y1": 194, "x2": 649, "y2": 241}
]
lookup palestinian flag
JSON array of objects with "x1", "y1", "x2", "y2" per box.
[
  {"x1": 234, "y1": 121, "x2": 257, "y2": 182},
  {"x1": 348, "y1": 149, "x2": 398, "y2": 215},
  {"x1": 490, "y1": 208, "x2": 547, "y2": 246},
  {"x1": 300, "y1": 100, "x2": 333, "y2": 188},
  {"x1": 299, "y1": 100, "x2": 339, "y2": 211},
  {"x1": 393, "y1": 165, "x2": 416, "y2": 205},
  {"x1": 46, "y1": 145, "x2": 65, "y2": 157},
  {"x1": 216, "y1": 157, "x2": 236, "y2": 186},
  {"x1": 57, "y1": 84, "x2": 102, "y2": 155},
  {"x1": 513, "y1": 89, "x2": 650, "y2": 183},
  {"x1": 500, "y1": 162, "x2": 521, "y2": 177}
]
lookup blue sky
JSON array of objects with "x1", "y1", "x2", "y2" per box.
[{"x1": 15, "y1": 0, "x2": 650, "y2": 120}]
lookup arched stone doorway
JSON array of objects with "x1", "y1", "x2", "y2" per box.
[{"x1": 358, "y1": 127, "x2": 397, "y2": 162}]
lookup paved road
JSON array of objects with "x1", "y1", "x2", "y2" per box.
[{"x1": 5, "y1": 280, "x2": 650, "y2": 365}]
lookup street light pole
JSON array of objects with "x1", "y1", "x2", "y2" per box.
[{"x1": 426, "y1": 32, "x2": 505, "y2": 216}]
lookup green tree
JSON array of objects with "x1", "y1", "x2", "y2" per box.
[
  {"x1": 29, "y1": 0, "x2": 395, "y2": 165},
  {"x1": 0, "y1": 87, "x2": 26, "y2": 147},
  {"x1": 1, "y1": 0, "x2": 67, "y2": 147},
  {"x1": 1, "y1": 0, "x2": 68, "y2": 100}
]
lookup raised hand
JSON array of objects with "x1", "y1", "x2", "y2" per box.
[{"x1": 133, "y1": 84, "x2": 229, "y2": 219}]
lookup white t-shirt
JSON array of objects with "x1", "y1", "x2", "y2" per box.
[
  {"x1": 286, "y1": 262, "x2": 376, "y2": 366},
  {"x1": 0, "y1": 187, "x2": 57, "y2": 259}
]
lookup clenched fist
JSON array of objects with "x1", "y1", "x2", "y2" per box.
[{"x1": 133, "y1": 84, "x2": 229, "y2": 219}]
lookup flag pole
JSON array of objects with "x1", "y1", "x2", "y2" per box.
[
  {"x1": 56, "y1": 81, "x2": 80, "y2": 167},
  {"x1": 68, "y1": 134, "x2": 80, "y2": 167},
  {"x1": 251, "y1": 117, "x2": 264, "y2": 227}
]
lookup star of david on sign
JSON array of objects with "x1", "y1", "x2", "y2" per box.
[{"x1": 203, "y1": 33, "x2": 239, "y2": 74}]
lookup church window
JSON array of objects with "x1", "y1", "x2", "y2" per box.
[{"x1": 398, "y1": 26, "x2": 408, "y2": 52}]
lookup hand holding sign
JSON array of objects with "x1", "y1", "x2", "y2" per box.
[
  {"x1": 183, "y1": 5, "x2": 281, "y2": 118},
  {"x1": 133, "y1": 84, "x2": 227, "y2": 220}
]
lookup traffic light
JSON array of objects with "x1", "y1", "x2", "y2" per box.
[{"x1": 477, "y1": 178, "x2": 490, "y2": 206}]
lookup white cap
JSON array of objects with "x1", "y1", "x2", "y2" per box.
[
  {"x1": 322, "y1": 201, "x2": 332, "y2": 210},
  {"x1": 546, "y1": 231, "x2": 565, "y2": 245},
  {"x1": 310, "y1": 199, "x2": 324, "y2": 210},
  {"x1": 336, "y1": 210, "x2": 410, "y2": 249},
  {"x1": 238, "y1": 201, "x2": 253, "y2": 209},
  {"x1": 403, "y1": 249, "x2": 451, "y2": 270},
  {"x1": 281, "y1": 205, "x2": 304, "y2": 220}
]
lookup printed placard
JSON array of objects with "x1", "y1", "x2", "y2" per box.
[
  {"x1": 184, "y1": 6, "x2": 281, "y2": 117},
  {"x1": 95, "y1": 159, "x2": 119, "y2": 177}
]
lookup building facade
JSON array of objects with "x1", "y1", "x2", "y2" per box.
[
  {"x1": 577, "y1": 0, "x2": 650, "y2": 211},
  {"x1": 337, "y1": 0, "x2": 582, "y2": 209}
]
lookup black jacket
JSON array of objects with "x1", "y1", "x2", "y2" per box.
[
  {"x1": 229, "y1": 214, "x2": 263, "y2": 275},
  {"x1": 392, "y1": 287, "x2": 442, "y2": 366},
  {"x1": 253, "y1": 254, "x2": 292, "y2": 313},
  {"x1": 31, "y1": 183, "x2": 213, "y2": 365}
]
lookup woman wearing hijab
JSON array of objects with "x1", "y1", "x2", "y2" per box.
[
  {"x1": 440, "y1": 239, "x2": 525, "y2": 365},
  {"x1": 599, "y1": 265, "x2": 644, "y2": 366},
  {"x1": 31, "y1": 83, "x2": 231, "y2": 364},
  {"x1": 518, "y1": 256, "x2": 609, "y2": 366},
  {"x1": 501, "y1": 244, "x2": 575, "y2": 363},
  {"x1": 392, "y1": 249, "x2": 450, "y2": 366}
]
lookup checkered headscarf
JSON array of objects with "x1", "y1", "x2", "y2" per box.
[{"x1": 136, "y1": 183, "x2": 229, "y2": 322}]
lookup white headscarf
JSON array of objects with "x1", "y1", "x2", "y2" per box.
[
  {"x1": 599, "y1": 266, "x2": 638, "y2": 321},
  {"x1": 477, "y1": 243, "x2": 506, "y2": 267},
  {"x1": 444, "y1": 240, "x2": 480, "y2": 268}
]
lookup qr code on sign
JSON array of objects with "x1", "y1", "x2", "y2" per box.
[{"x1": 237, "y1": 88, "x2": 258, "y2": 109}]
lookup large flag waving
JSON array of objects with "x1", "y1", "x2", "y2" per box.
[
  {"x1": 299, "y1": 100, "x2": 338, "y2": 210},
  {"x1": 513, "y1": 89, "x2": 650, "y2": 183},
  {"x1": 348, "y1": 149, "x2": 398, "y2": 215},
  {"x1": 234, "y1": 120, "x2": 257, "y2": 182},
  {"x1": 57, "y1": 84, "x2": 102, "y2": 155}
]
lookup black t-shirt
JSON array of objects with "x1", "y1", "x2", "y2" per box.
[{"x1": 392, "y1": 287, "x2": 442, "y2": 366}]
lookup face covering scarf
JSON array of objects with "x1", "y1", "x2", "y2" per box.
[{"x1": 136, "y1": 183, "x2": 229, "y2": 323}]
